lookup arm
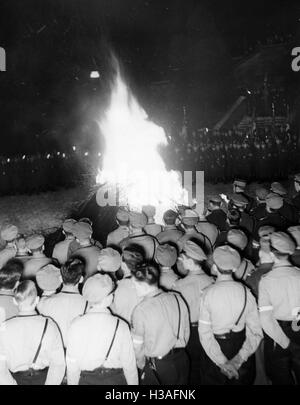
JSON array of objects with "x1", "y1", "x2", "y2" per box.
[
  {"x1": 236, "y1": 291, "x2": 263, "y2": 363},
  {"x1": 65, "y1": 323, "x2": 81, "y2": 385},
  {"x1": 131, "y1": 306, "x2": 146, "y2": 370},
  {"x1": 258, "y1": 279, "x2": 290, "y2": 349},
  {"x1": 120, "y1": 324, "x2": 138, "y2": 385},
  {"x1": 45, "y1": 322, "x2": 66, "y2": 385},
  {"x1": 0, "y1": 326, "x2": 17, "y2": 385},
  {"x1": 198, "y1": 295, "x2": 228, "y2": 367}
]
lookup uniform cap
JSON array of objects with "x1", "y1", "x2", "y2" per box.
[
  {"x1": 26, "y1": 234, "x2": 45, "y2": 250},
  {"x1": 82, "y1": 273, "x2": 114, "y2": 303},
  {"x1": 97, "y1": 248, "x2": 121, "y2": 273},
  {"x1": 213, "y1": 245, "x2": 241, "y2": 270},
  {"x1": 155, "y1": 244, "x2": 178, "y2": 267},
  {"x1": 231, "y1": 193, "x2": 248, "y2": 207},
  {"x1": 258, "y1": 225, "x2": 275, "y2": 238},
  {"x1": 233, "y1": 179, "x2": 247, "y2": 188},
  {"x1": 36, "y1": 264, "x2": 61, "y2": 291},
  {"x1": 62, "y1": 218, "x2": 77, "y2": 233},
  {"x1": 142, "y1": 205, "x2": 156, "y2": 218},
  {"x1": 116, "y1": 208, "x2": 130, "y2": 223},
  {"x1": 183, "y1": 240, "x2": 207, "y2": 261},
  {"x1": 209, "y1": 195, "x2": 222, "y2": 204},
  {"x1": 255, "y1": 187, "x2": 269, "y2": 201},
  {"x1": 72, "y1": 222, "x2": 93, "y2": 240},
  {"x1": 1, "y1": 224, "x2": 18, "y2": 242},
  {"x1": 129, "y1": 211, "x2": 148, "y2": 228},
  {"x1": 182, "y1": 209, "x2": 199, "y2": 226},
  {"x1": 227, "y1": 229, "x2": 248, "y2": 250},
  {"x1": 288, "y1": 226, "x2": 300, "y2": 247},
  {"x1": 265, "y1": 193, "x2": 283, "y2": 210},
  {"x1": 270, "y1": 182, "x2": 287, "y2": 196},
  {"x1": 270, "y1": 232, "x2": 296, "y2": 255}
]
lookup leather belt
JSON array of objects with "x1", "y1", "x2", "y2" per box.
[
  {"x1": 149, "y1": 347, "x2": 185, "y2": 361},
  {"x1": 214, "y1": 329, "x2": 245, "y2": 340},
  {"x1": 191, "y1": 322, "x2": 198, "y2": 328}
]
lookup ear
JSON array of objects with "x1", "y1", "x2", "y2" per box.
[
  {"x1": 35, "y1": 296, "x2": 40, "y2": 306},
  {"x1": 13, "y1": 297, "x2": 18, "y2": 307},
  {"x1": 79, "y1": 276, "x2": 84, "y2": 283},
  {"x1": 14, "y1": 281, "x2": 20, "y2": 289}
]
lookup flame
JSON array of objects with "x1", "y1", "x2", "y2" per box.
[{"x1": 96, "y1": 69, "x2": 187, "y2": 222}]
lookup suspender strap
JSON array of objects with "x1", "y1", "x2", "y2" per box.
[
  {"x1": 198, "y1": 231, "x2": 213, "y2": 252},
  {"x1": 173, "y1": 294, "x2": 181, "y2": 340},
  {"x1": 32, "y1": 318, "x2": 49, "y2": 366},
  {"x1": 104, "y1": 319, "x2": 120, "y2": 362},
  {"x1": 83, "y1": 301, "x2": 88, "y2": 315},
  {"x1": 234, "y1": 286, "x2": 247, "y2": 326},
  {"x1": 241, "y1": 261, "x2": 249, "y2": 280}
]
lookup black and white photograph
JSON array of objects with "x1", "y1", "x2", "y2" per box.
[{"x1": 0, "y1": 0, "x2": 300, "y2": 390}]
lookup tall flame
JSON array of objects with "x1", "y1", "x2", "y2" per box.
[{"x1": 96, "y1": 70, "x2": 187, "y2": 222}]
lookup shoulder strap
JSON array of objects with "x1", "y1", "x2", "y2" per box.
[
  {"x1": 173, "y1": 294, "x2": 181, "y2": 341},
  {"x1": 241, "y1": 261, "x2": 249, "y2": 280},
  {"x1": 32, "y1": 318, "x2": 49, "y2": 366},
  {"x1": 197, "y1": 231, "x2": 213, "y2": 252},
  {"x1": 234, "y1": 286, "x2": 247, "y2": 326},
  {"x1": 104, "y1": 318, "x2": 120, "y2": 362},
  {"x1": 83, "y1": 301, "x2": 88, "y2": 315}
]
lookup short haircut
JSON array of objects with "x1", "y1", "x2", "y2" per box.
[
  {"x1": 61, "y1": 258, "x2": 84, "y2": 285},
  {"x1": 14, "y1": 280, "x2": 37, "y2": 304},
  {"x1": 270, "y1": 247, "x2": 289, "y2": 260},
  {"x1": 163, "y1": 210, "x2": 177, "y2": 225},
  {"x1": 215, "y1": 265, "x2": 233, "y2": 276},
  {"x1": 209, "y1": 200, "x2": 221, "y2": 207},
  {"x1": 133, "y1": 262, "x2": 160, "y2": 286},
  {"x1": 79, "y1": 217, "x2": 93, "y2": 226},
  {"x1": 0, "y1": 259, "x2": 23, "y2": 290}
]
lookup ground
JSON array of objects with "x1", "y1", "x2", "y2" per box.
[{"x1": 0, "y1": 180, "x2": 269, "y2": 241}]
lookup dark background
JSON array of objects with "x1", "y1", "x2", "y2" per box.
[{"x1": 0, "y1": 0, "x2": 299, "y2": 155}]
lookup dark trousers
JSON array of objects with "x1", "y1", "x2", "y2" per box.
[
  {"x1": 186, "y1": 324, "x2": 202, "y2": 385},
  {"x1": 11, "y1": 367, "x2": 48, "y2": 385},
  {"x1": 264, "y1": 321, "x2": 300, "y2": 385},
  {"x1": 79, "y1": 367, "x2": 127, "y2": 385},
  {"x1": 199, "y1": 329, "x2": 256, "y2": 385},
  {"x1": 142, "y1": 348, "x2": 189, "y2": 385}
]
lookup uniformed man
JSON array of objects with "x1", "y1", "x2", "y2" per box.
[
  {"x1": 52, "y1": 219, "x2": 77, "y2": 265},
  {"x1": 69, "y1": 222, "x2": 102, "y2": 281},
  {"x1": 36, "y1": 264, "x2": 62, "y2": 300},
  {"x1": 120, "y1": 211, "x2": 158, "y2": 261},
  {"x1": 173, "y1": 241, "x2": 214, "y2": 384},
  {"x1": 131, "y1": 262, "x2": 190, "y2": 385},
  {"x1": 0, "y1": 260, "x2": 22, "y2": 324},
  {"x1": 0, "y1": 280, "x2": 65, "y2": 385},
  {"x1": 106, "y1": 208, "x2": 130, "y2": 249},
  {"x1": 111, "y1": 247, "x2": 144, "y2": 325},
  {"x1": 198, "y1": 245, "x2": 263, "y2": 385},
  {"x1": 230, "y1": 194, "x2": 255, "y2": 236},
  {"x1": 288, "y1": 226, "x2": 300, "y2": 267},
  {"x1": 66, "y1": 273, "x2": 138, "y2": 385},
  {"x1": 177, "y1": 209, "x2": 210, "y2": 254},
  {"x1": 270, "y1": 182, "x2": 288, "y2": 198},
  {"x1": 292, "y1": 173, "x2": 300, "y2": 213},
  {"x1": 15, "y1": 236, "x2": 31, "y2": 264},
  {"x1": 232, "y1": 179, "x2": 255, "y2": 213},
  {"x1": 206, "y1": 196, "x2": 227, "y2": 232},
  {"x1": 142, "y1": 205, "x2": 163, "y2": 237},
  {"x1": 97, "y1": 247, "x2": 122, "y2": 282},
  {"x1": 67, "y1": 218, "x2": 103, "y2": 258},
  {"x1": 154, "y1": 244, "x2": 179, "y2": 291},
  {"x1": 37, "y1": 259, "x2": 87, "y2": 349},
  {"x1": 0, "y1": 224, "x2": 18, "y2": 269},
  {"x1": 251, "y1": 187, "x2": 269, "y2": 219},
  {"x1": 23, "y1": 235, "x2": 52, "y2": 280},
  {"x1": 258, "y1": 232, "x2": 300, "y2": 384},
  {"x1": 156, "y1": 209, "x2": 184, "y2": 249},
  {"x1": 226, "y1": 229, "x2": 255, "y2": 281},
  {"x1": 196, "y1": 220, "x2": 219, "y2": 253}
]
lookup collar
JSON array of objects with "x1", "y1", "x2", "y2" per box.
[
  {"x1": 130, "y1": 229, "x2": 145, "y2": 237},
  {"x1": 32, "y1": 252, "x2": 46, "y2": 259},
  {"x1": 164, "y1": 225, "x2": 177, "y2": 230},
  {"x1": 0, "y1": 290, "x2": 14, "y2": 297},
  {"x1": 144, "y1": 287, "x2": 162, "y2": 299},
  {"x1": 18, "y1": 310, "x2": 38, "y2": 317},
  {"x1": 88, "y1": 306, "x2": 111, "y2": 314},
  {"x1": 61, "y1": 285, "x2": 80, "y2": 294}
]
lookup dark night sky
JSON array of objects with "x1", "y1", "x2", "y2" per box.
[{"x1": 0, "y1": 0, "x2": 299, "y2": 154}]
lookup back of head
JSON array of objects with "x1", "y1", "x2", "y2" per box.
[
  {"x1": 133, "y1": 262, "x2": 160, "y2": 286},
  {"x1": 163, "y1": 209, "x2": 178, "y2": 226},
  {"x1": 61, "y1": 258, "x2": 84, "y2": 285},
  {"x1": 0, "y1": 259, "x2": 23, "y2": 290},
  {"x1": 14, "y1": 280, "x2": 37, "y2": 305}
]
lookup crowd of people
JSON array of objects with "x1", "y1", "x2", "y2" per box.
[
  {"x1": 170, "y1": 124, "x2": 299, "y2": 183},
  {"x1": 1, "y1": 174, "x2": 300, "y2": 385}
]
